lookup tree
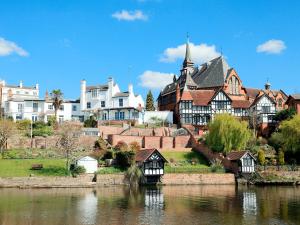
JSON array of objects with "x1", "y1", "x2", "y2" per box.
[
  {"x1": 280, "y1": 115, "x2": 300, "y2": 154},
  {"x1": 257, "y1": 149, "x2": 266, "y2": 165},
  {"x1": 51, "y1": 89, "x2": 63, "y2": 122},
  {"x1": 56, "y1": 121, "x2": 82, "y2": 173},
  {"x1": 206, "y1": 114, "x2": 252, "y2": 154},
  {"x1": 146, "y1": 90, "x2": 155, "y2": 111},
  {"x1": 84, "y1": 115, "x2": 97, "y2": 128},
  {"x1": 0, "y1": 120, "x2": 16, "y2": 157},
  {"x1": 274, "y1": 108, "x2": 296, "y2": 122},
  {"x1": 278, "y1": 149, "x2": 285, "y2": 165}
]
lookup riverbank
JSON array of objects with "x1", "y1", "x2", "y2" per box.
[{"x1": 0, "y1": 173, "x2": 235, "y2": 188}]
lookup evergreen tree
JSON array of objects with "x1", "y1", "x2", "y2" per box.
[{"x1": 146, "y1": 90, "x2": 155, "y2": 111}]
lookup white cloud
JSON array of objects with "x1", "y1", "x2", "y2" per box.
[
  {"x1": 112, "y1": 10, "x2": 148, "y2": 21},
  {"x1": 0, "y1": 37, "x2": 29, "y2": 57},
  {"x1": 160, "y1": 42, "x2": 220, "y2": 64},
  {"x1": 139, "y1": 70, "x2": 174, "y2": 90},
  {"x1": 256, "y1": 39, "x2": 286, "y2": 54}
]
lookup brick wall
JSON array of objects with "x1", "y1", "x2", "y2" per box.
[
  {"x1": 144, "y1": 136, "x2": 161, "y2": 149},
  {"x1": 99, "y1": 126, "x2": 125, "y2": 139},
  {"x1": 174, "y1": 136, "x2": 190, "y2": 148},
  {"x1": 107, "y1": 134, "x2": 144, "y2": 147},
  {"x1": 162, "y1": 173, "x2": 235, "y2": 185},
  {"x1": 161, "y1": 137, "x2": 174, "y2": 149}
]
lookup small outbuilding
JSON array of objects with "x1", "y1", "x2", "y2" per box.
[
  {"x1": 136, "y1": 149, "x2": 168, "y2": 184},
  {"x1": 226, "y1": 151, "x2": 256, "y2": 174},
  {"x1": 75, "y1": 156, "x2": 98, "y2": 174}
]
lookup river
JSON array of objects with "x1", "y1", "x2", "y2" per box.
[{"x1": 0, "y1": 185, "x2": 299, "y2": 225}]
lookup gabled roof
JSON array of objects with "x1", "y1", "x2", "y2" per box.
[
  {"x1": 136, "y1": 149, "x2": 168, "y2": 163},
  {"x1": 245, "y1": 88, "x2": 261, "y2": 99},
  {"x1": 210, "y1": 88, "x2": 232, "y2": 102},
  {"x1": 232, "y1": 100, "x2": 251, "y2": 108},
  {"x1": 250, "y1": 93, "x2": 276, "y2": 107},
  {"x1": 192, "y1": 56, "x2": 230, "y2": 88},
  {"x1": 113, "y1": 92, "x2": 129, "y2": 97},
  {"x1": 189, "y1": 90, "x2": 216, "y2": 106},
  {"x1": 226, "y1": 151, "x2": 255, "y2": 161}
]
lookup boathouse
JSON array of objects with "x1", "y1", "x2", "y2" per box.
[
  {"x1": 226, "y1": 151, "x2": 256, "y2": 174},
  {"x1": 136, "y1": 149, "x2": 168, "y2": 184}
]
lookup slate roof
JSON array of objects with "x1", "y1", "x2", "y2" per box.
[
  {"x1": 192, "y1": 56, "x2": 230, "y2": 88},
  {"x1": 86, "y1": 84, "x2": 109, "y2": 92},
  {"x1": 226, "y1": 151, "x2": 255, "y2": 161},
  {"x1": 135, "y1": 149, "x2": 167, "y2": 163}
]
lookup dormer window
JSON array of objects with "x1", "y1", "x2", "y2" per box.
[{"x1": 229, "y1": 76, "x2": 240, "y2": 95}]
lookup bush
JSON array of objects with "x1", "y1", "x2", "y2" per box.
[
  {"x1": 94, "y1": 137, "x2": 108, "y2": 151},
  {"x1": 90, "y1": 150, "x2": 105, "y2": 161},
  {"x1": 84, "y1": 116, "x2": 97, "y2": 128},
  {"x1": 210, "y1": 159, "x2": 224, "y2": 173},
  {"x1": 125, "y1": 165, "x2": 142, "y2": 186},
  {"x1": 71, "y1": 165, "x2": 86, "y2": 175},
  {"x1": 115, "y1": 151, "x2": 135, "y2": 169},
  {"x1": 129, "y1": 141, "x2": 141, "y2": 152},
  {"x1": 115, "y1": 141, "x2": 128, "y2": 151},
  {"x1": 47, "y1": 116, "x2": 56, "y2": 126},
  {"x1": 257, "y1": 149, "x2": 265, "y2": 165},
  {"x1": 102, "y1": 150, "x2": 113, "y2": 160},
  {"x1": 278, "y1": 149, "x2": 285, "y2": 165},
  {"x1": 32, "y1": 126, "x2": 53, "y2": 137},
  {"x1": 268, "y1": 132, "x2": 285, "y2": 151},
  {"x1": 16, "y1": 119, "x2": 31, "y2": 131}
]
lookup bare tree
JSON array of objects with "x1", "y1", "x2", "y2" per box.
[
  {"x1": 0, "y1": 120, "x2": 16, "y2": 157},
  {"x1": 56, "y1": 121, "x2": 82, "y2": 173}
]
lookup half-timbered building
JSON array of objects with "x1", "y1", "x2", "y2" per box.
[
  {"x1": 157, "y1": 38, "x2": 288, "y2": 136},
  {"x1": 136, "y1": 149, "x2": 168, "y2": 184},
  {"x1": 226, "y1": 151, "x2": 256, "y2": 174}
]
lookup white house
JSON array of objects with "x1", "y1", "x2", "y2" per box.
[
  {"x1": 80, "y1": 77, "x2": 144, "y2": 122},
  {"x1": 76, "y1": 156, "x2": 98, "y2": 174}
]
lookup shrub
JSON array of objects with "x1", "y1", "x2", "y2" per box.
[
  {"x1": 84, "y1": 116, "x2": 97, "y2": 128},
  {"x1": 115, "y1": 151, "x2": 135, "y2": 169},
  {"x1": 278, "y1": 149, "x2": 285, "y2": 165},
  {"x1": 129, "y1": 141, "x2": 141, "y2": 152},
  {"x1": 257, "y1": 149, "x2": 265, "y2": 165},
  {"x1": 115, "y1": 141, "x2": 128, "y2": 151},
  {"x1": 32, "y1": 126, "x2": 53, "y2": 137},
  {"x1": 71, "y1": 166, "x2": 86, "y2": 175},
  {"x1": 102, "y1": 150, "x2": 113, "y2": 160},
  {"x1": 268, "y1": 132, "x2": 285, "y2": 151},
  {"x1": 47, "y1": 116, "x2": 56, "y2": 126},
  {"x1": 94, "y1": 137, "x2": 108, "y2": 151},
  {"x1": 16, "y1": 119, "x2": 31, "y2": 131},
  {"x1": 210, "y1": 159, "x2": 224, "y2": 173},
  {"x1": 125, "y1": 165, "x2": 142, "y2": 186},
  {"x1": 90, "y1": 150, "x2": 105, "y2": 161}
]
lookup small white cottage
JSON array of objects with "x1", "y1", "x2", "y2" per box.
[
  {"x1": 226, "y1": 151, "x2": 256, "y2": 174},
  {"x1": 76, "y1": 156, "x2": 98, "y2": 174}
]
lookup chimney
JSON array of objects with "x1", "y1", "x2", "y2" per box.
[
  {"x1": 45, "y1": 90, "x2": 49, "y2": 101},
  {"x1": 19, "y1": 80, "x2": 23, "y2": 88},
  {"x1": 128, "y1": 84, "x2": 133, "y2": 95},
  {"x1": 35, "y1": 83, "x2": 39, "y2": 90},
  {"x1": 80, "y1": 79, "x2": 87, "y2": 111}
]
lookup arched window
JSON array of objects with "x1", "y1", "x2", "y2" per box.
[{"x1": 229, "y1": 76, "x2": 240, "y2": 95}]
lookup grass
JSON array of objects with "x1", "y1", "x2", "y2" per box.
[
  {"x1": 0, "y1": 159, "x2": 67, "y2": 177},
  {"x1": 162, "y1": 150, "x2": 209, "y2": 165},
  {"x1": 164, "y1": 164, "x2": 210, "y2": 174},
  {"x1": 97, "y1": 167, "x2": 125, "y2": 174}
]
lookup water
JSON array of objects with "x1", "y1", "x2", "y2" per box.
[{"x1": 0, "y1": 185, "x2": 299, "y2": 225}]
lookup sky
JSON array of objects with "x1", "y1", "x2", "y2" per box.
[{"x1": 0, "y1": 0, "x2": 300, "y2": 100}]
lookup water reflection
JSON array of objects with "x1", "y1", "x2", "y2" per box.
[{"x1": 0, "y1": 186, "x2": 299, "y2": 225}]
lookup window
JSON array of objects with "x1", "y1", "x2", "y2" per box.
[
  {"x1": 215, "y1": 101, "x2": 227, "y2": 110},
  {"x1": 243, "y1": 157, "x2": 252, "y2": 166},
  {"x1": 59, "y1": 105, "x2": 64, "y2": 111},
  {"x1": 278, "y1": 99, "x2": 283, "y2": 108},
  {"x1": 119, "y1": 98, "x2": 123, "y2": 107},
  {"x1": 17, "y1": 104, "x2": 23, "y2": 113},
  {"x1": 32, "y1": 115, "x2": 38, "y2": 122},
  {"x1": 101, "y1": 101, "x2": 105, "y2": 108},
  {"x1": 261, "y1": 106, "x2": 270, "y2": 113},
  {"x1": 59, "y1": 115, "x2": 64, "y2": 124},
  {"x1": 33, "y1": 102, "x2": 38, "y2": 112},
  {"x1": 87, "y1": 102, "x2": 91, "y2": 109},
  {"x1": 48, "y1": 104, "x2": 53, "y2": 110},
  {"x1": 102, "y1": 113, "x2": 107, "y2": 120},
  {"x1": 91, "y1": 89, "x2": 98, "y2": 98},
  {"x1": 115, "y1": 111, "x2": 125, "y2": 120},
  {"x1": 72, "y1": 105, "x2": 77, "y2": 111},
  {"x1": 229, "y1": 76, "x2": 240, "y2": 95}
]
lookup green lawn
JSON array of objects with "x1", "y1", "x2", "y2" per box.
[
  {"x1": 0, "y1": 159, "x2": 67, "y2": 177},
  {"x1": 161, "y1": 150, "x2": 209, "y2": 165}
]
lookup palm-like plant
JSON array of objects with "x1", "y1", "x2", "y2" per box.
[{"x1": 51, "y1": 89, "x2": 63, "y2": 122}]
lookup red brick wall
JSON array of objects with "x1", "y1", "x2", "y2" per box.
[
  {"x1": 174, "y1": 136, "x2": 190, "y2": 148},
  {"x1": 144, "y1": 136, "x2": 161, "y2": 149},
  {"x1": 107, "y1": 135, "x2": 143, "y2": 147},
  {"x1": 161, "y1": 137, "x2": 174, "y2": 149},
  {"x1": 99, "y1": 126, "x2": 125, "y2": 139}
]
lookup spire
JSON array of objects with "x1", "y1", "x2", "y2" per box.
[{"x1": 182, "y1": 33, "x2": 194, "y2": 68}]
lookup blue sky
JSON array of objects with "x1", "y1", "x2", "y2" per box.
[{"x1": 0, "y1": 0, "x2": 299, "y2": 100}]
